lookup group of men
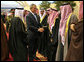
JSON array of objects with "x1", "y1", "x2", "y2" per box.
[{"x1": 1, "y1": 1, "x2": 83, "y2": 61}]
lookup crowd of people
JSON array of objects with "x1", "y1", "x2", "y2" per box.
[{"x1": 1, "y1": 1, "x2": 83, "y2": 61}]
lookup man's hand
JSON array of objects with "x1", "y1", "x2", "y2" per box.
[
  {"x1": 38, "y1": 28, "x2": 44, "y2": 32},
  {"x1": 70, "y1": 24, "x2": 75, "y2": 31}
]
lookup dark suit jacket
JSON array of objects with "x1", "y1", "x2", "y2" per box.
[{"x1": 26, "y1": 12, "x2": 42, "y2": 39}]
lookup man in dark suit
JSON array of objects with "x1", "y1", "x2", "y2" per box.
[{"x1": 26, "y1": 4, "x2": 44, "y2": 61}]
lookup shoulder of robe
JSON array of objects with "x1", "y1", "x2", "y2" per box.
[{"x1": 71, "y1": 14, "x2": 78, "y2": 19}]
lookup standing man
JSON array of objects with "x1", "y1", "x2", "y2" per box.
[
  {"x1": 38, "y1": 8, "x2": 50, "y2": 58},
  {"x1": 26, "y1": 4, "x2": 44, "y2": 61}
]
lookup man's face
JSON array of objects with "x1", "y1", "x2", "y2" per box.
[
  {"x1": 41, "y1": 10, "x2": 44, "y2": 15},
  {"x1": 24, "y1": 10, "x2": 29, "y2": 15},
  {"x1": 31, "y1": 5, "x2": 37, "y2": 13}
]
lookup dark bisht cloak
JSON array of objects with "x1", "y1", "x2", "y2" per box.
[
  {"x1": 1, "y1": 20, "x2": 9, "y2": 61},
  {"x1": 50, "y1": 14, "x2": 61, "y2": 61},
  {"x1": 65, "y1": 21, "x2": 83, "y2": 61},
  {"x1": 8, "y1": 17, "x2": 28, "y2": 61},
  {"x1": 38, "y1": 15, "x2": 51, "y2": 57},
  {"x1": 40, "y1": 15, "x2": 48, "y2": 26},
  {"x1": 65, "y1": 1, "x2": 83, "y2": 61}
]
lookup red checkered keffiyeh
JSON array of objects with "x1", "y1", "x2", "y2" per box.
[
  {"x1": 59, "y1": 4, "x2": 72, "y2": 45},
  {"x1": 79, "y1": 1, "x2": 83, "y2": 21},
  {"x1": 47, "y1": 8, "x2": 59, "y2": 32}
]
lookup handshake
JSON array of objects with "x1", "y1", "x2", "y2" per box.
[{"x1": 38, "y1": 27, "x2": 44, "y2": 32}]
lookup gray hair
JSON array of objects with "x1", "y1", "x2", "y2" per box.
[{"x1": 30, "y1": 4, "x2": 36, "y2": 10}]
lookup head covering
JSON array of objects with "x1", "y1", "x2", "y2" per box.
[
  {"x1": 23, "y1": 10, "x2": 30, "y2": 31},
  {"x1": 39, "y1": 9, "x2": 46, "y2": 19},
  {"x1": 79, "y1": 1, "x2": 83, "y2": 21},
  {"x1": 46, "y1": 8, "x2": 52, "y2": 14},
  {"x1": 40, "y1": 8, "x2": 44, "y2": 10},
  {"x1": 23, "y1": 10, "x2": 30, "y2": 22},
  {"x1": 15, "y1": 9, "x2": 24, "y2": 22},
  {"x1": 47, "y1": 8, "x2": 59, "y2": 32},
  {"x1": 59, "y1": 4, "x2": 72, "y2": 45}
]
